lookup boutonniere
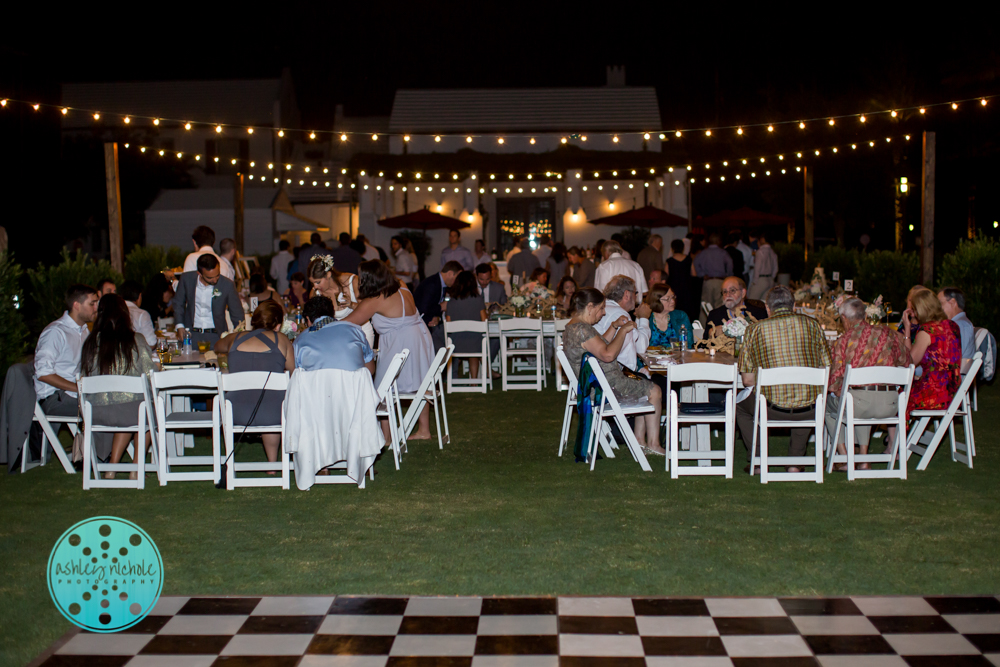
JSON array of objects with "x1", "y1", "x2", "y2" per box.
[{"x1": 212, "y1": 288, "x2": 221, "y2": 299}]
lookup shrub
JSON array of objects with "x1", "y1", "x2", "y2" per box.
[
  {"x1": 855, "y1": 250, "x2": 920, "y2": 310},
  {"x1": 0, "y1": 253, "x2": 29, "y2": 381},
  {"x1": 27, "y1": 250, "x2": 122, "y2": 329},
  {"x1": 938, "y1": 238, "x2": 1000, "y2": 337},
  {"x1": 773, "y1": 242, "x2": 805, "y2": 283},
  {"x1": 806, "y1": 245, "x2": 858, "y2": 283},
  {"x1": 123, "y1": 245, "x2": 185, "y2": 288}
]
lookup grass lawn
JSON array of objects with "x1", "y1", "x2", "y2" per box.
[{"x1": 2, "y1": 380, "x2": 998, "y2": 666}]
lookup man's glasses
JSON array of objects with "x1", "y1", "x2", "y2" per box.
[{"x1": 722, "y1": 288, "x2": 743, "y2": 296}]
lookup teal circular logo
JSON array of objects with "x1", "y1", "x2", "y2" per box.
[{"x1": 47, "y1": 517, "x2": 163, "y2": 632}]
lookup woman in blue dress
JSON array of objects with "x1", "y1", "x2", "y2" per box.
[{"x1": 644, "y1": 282, "x2": 693, "y2": 348}]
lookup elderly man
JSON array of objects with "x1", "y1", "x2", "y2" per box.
[
  {"x1": 507, "y1": 237, "x2": 540, "y2": 286},
  {"x1": 938, "y1": 287, "x2": 976, "y2": 360},
  {"x1": 693, "y1": 233, "x2": 733, "y2": 311},
  {"x1": 824, "y1": 297, "x2": 910, "y2": 469},
  {"x1": 736, "y1": 285, "x2": 831, "y2": 473},
  {"x1": 594, "y1": 241, "x2": 649, "y2": 300},
  {"x1": 171, "y1": 254, "x2": 244, "y2": 348},
  {"x1": 596, "y1": 275, "x2": 652, "y2": 374},
  {"x1": 567, "y1": 246, "x2": 595, "y2": 288},
  {"x1": 707, "y1": 277, "x2": 768, "y2": 330},
  {"x1": 441, "y1": 229, "x2": 476, "y2": 271},
  {"x1": 748, "y1": 232, "x2": 778, "y2": 300},
  {"x1": 636, "y1": 234, "x2": 664, "y2": 283}
]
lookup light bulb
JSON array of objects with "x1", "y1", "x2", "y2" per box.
[
  {"x1": 286, "y1": 164, "x2": 292, "y2": 170},
  {"x1": 268, "y1": 163, "x2": 274, "y2": 169},
  {"x1": 796, "y1": 152, "x2": 802, "y2": 158},
  {"x1": 498, "y1": 137, "x2": 504, "y2": 144},
  {"x1": 571, "y1": 214, "x2": 579, "y2": 222},
  {"x1": 668, "y1": 167, "x2": 674, "y2": 172},
  {"x1": 123, "y1": 116, "x2": 130, "y2": 124},
  {"x1": 891, "y1": 110, "x2": 897, "y2": 117},
  {"x1": 342, "y1": 168, "x2": 347, "y2": 174},
  {"x1": 93, "y1": 113, "x2": 100, "y2": 120},
  {"x1": 153, "y1": 118, "x2": 159, "y2": 125},
  {"x1": 767, "y1": 125, "x2": 774, "y2": 132},
  {"x1": 560, "y1": 137, "x2": 567, "y2": 144},
  {"x1": 723, "y1": 161, "x2": 729, "y2": 166},
  {"x1": 372, "y1": 134, "x2": 378, "y2": 140},
  {"x1": 216, "y1": 125, "x2": 222, "y2": 133},
  {"x1": 159, "y1": 150, "x2": 165, "y2": 156},
  {"x1": 742, "y1": 159, "x2": 747, "y2": 164},
  {"x1": 705, "y1": 163, "x2": 710, "y2": 169},
  {"x1": 278, "y1": 130, "x2": 284, "y2": 137},
  {"x1": 61, "y1": 107, "x2": 68, "y2": 114},
  {"x1": 760, "y1": 157, "x2": 765, "y2": 162},
  {"x1": 248, "y1": 128, "x2": 254, "y2": 134},
  {"x1": 415, "y1": 173, "x2": 421, "y2": 179},
  {"x1": 905, "y1": 135, "x2": 911, "y2": 140},
  {"x1": 435, "y1": 135, "x2": 441, "y2": 142},
  {"x1": 403, "y1": 135, "x2": 410, "y2": 141},
  {"x1": 860, "y1": 115, "x2": 866, "y2": 123},
  {"x1": 736, "y1": 175, "x2": 740, "y2": 179},
  {"x1": 981, "y1": 99, "x2": 988, "y2": 106},
  {"x1": 529, "y1": 137, "x2": 536, "y2": 144},
  {"x1": 232, "y1": 158, "x2": 237, "y2": 164},
  {"x1": 609, "y1": 203, "x2": 616, "y2": 210},
  {"x1": 467, "y1": 136, "x2": 473, "y2": 143},
  {"x1": 952, "y1": 102, "x2": 958, "y2": 109},
  {"x1": 141, "y1": 147, "x2": 146, "y2": 153},
  {"x1": 737, "y1": 127, "x2": 743, "y2": 135},
  {"x1": 467, "y1": 214, "x2": 474, "y2": 222},
  {"x1": 659, "y1": 133, "x2": 666, "y2": 139},
  {"x1": 643, "y1": 133, "x2": 650, "y2": 140},
  {"x1": 527, "y1": 174, "x2": 533, "y2": 180},
  {"x1": 361, "y1": 170, "x2": 366, "y2": 176},
  {"x1": 705, "y1": 130, "x2": 712, "y2": 137},
  {"x1": 851, "y1": 144, "x2": 857, "y2": 149},
  {"x1": 650, "y1": 168, "x2": 655, "y2": 174},
  {"x1": 920, "y1": 108, "x2": 926, "y2": 114},
  {"x1": 305, "y1": 167, "x2": 311, "y2": 172},
  {"x1": 177, "y1": 152, "x2": 182, "y2": 158},
  {"x1": 613, "y1": 135, "x2": 620, "y2": 143},
  {"x1": 509, "y1": 174, "x2": 514, "y2": 179},
  {"x1": 721, "y1": 176, "x2": 725, "y2": 181},
  {"x1": 322, "y1": 167, "x2": 327, "y2": 173},
  {"x1": 195, "y1": 155, "x2": 201, "y2": 160},
  {"x1": 799, "y1": 122, "x2": 805, "y2": 129},
  {"x1": 815, "y1": 150, "x2": 820, "y2": 156},
  {"x1": 870, "y1": 141, "x2": 875, "y2": 146},
  {"x1": 32, "y1": 103, "x2": 39, "y2": 111},
  {"x1": 581, "y1": 135, "x2": 587, "y2": 141},
  {"x1": 796, "y1": 166, "x2": 800, "y2": 172},
  {"x1": 1, "y1": 100, "x2": 7, "y2": 106},
  {"x1": 675, "y1": 130, "x2": 682, "y2": 137},
  {"x1": 184, "y1": 122, "x2": 191, "y2": 130},
  {"x1": 397, "y1": 172, "x2": 402, "y2": 178}
]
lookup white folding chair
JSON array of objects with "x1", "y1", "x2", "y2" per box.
[
  {"x1": 399, "y1": 345, "x2": 454, "y2": 449},
  {"x1": 553, "y1": 318, "x2": 571, "y2": 391},
  {"x1": 907, "y1": 352, "x2": 981, "y2": 471},
  {"x1": 666, "y1": 362, "x2": 738, "y2": 478},
  {"x1": 825, "y1": 365, "x2": 914, "y2": 480},
  {"x1": 376, "y1": 349, "x2": 410, "y2": 469},
  {"x1": 500, "y1": 317, "x2": 544, "y2": 391},
  {"x1": 584, "y1": 357, "x2": 653, "y2": 472},
  {"x1": 750, "y1": 366, "x2": 829, "y2": 483},
  {"x1": 444, "y1": 320, "x2": 491, "y2": 393},
  {"x1": 701, "y1": 301, "x2": 713, "y2": 317},
  {"x1": 79, "y1": 375, "x2": 154, "y2": 490},
  {"x1": 22, "y1": 402, "x2": 80, "y2": 474},
  {"x1": 556, "y1": 348, "x2": 579, "y2": 456},
  {"x1": 970, "y1": 328, "x2": 989, "y2": 411},
  {"x1": 691, "y1": 320, "x2": 705, "y2": 342},
  {"x1": 217, "y1": 371, "x2": 290, "y2": 489},
  {"x1": 149, "y1": 369, "x2": 222, "y2": 485}
]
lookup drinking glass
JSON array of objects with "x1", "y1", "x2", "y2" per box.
[{"x1": 197, "y1": 340, "x2": 210, "y2": 353}]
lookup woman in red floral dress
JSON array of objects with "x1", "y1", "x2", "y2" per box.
[{"x1": 903, "y1": 288, "x2": 961, "y2": 418}]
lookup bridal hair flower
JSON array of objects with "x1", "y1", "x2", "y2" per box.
[{"x1": 320, "y1": 255, "x2": 336, "y2": 271}]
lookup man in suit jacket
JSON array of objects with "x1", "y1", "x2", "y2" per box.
[
  {"x1": 413, "y1": 260, "x2": 463, "y2": 350},
  {"x1": 475, "y1": 263, "x2": 507, "y2": 306},
  {"x1": 171, "y1": 254, "x2": 245, "y2": 347}
]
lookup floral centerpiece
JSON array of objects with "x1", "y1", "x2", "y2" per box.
[
  {"x1": 695, "y1": 313, "x2": 758, "y2": 355},
  {"x1": 500, "y1": 282, "x2": 563, "y2": 318},
  {"x1": 865, "y1": 295, "x2": 885, "y2": 325}
]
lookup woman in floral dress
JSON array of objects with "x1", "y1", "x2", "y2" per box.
[{"x1": 903, "y1": 287, "x2": 961, "y2": 418}]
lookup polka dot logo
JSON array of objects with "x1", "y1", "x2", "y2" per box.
[{"x1": 47, "y1": 516, "x2": 163, "y2": 633}]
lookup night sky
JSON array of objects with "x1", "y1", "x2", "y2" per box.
[{"x1": 2, "y1": 8, "x2": 997, "y2": 268}]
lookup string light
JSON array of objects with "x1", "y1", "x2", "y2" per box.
[
  {"x1": 403, "y1": 135, "x2": 410, "y2": 142},
  {"x1": 767, "y1": 125, "x2": 774, "y2": 132},
  {"x1": 32, "y1": 104, "x2": 39, "y2": 111},
  {"x1": 952, "y1": 102, "x2": 958, "y2": 109},
  {"x1": 659, "y1": 133, "x2": 666, "y2": 140},
  {"x1": 643, "y1": 133, "x2": 650, "y2": 140},
  {"x1": 435, "y1": 135, "x2": 441, "y2": 142},
  {"x1": 93, "y1": 113, "x2": 100, "y2": 120},
  {"x1": 278, "y1": 130, "x2": 285, "y2": 137},
  {"x1": 705, "y1": 130, "x2": 712, "y2": 137},
  {"x1": 920, "y1": 108, "x2": 926, "y2": 114},
  {"x1": 498, "y1": 137, "x2": 504, "y2": 144},
  {"x1": 123, "y1": 116, "x2": 130, "y2": 124},
  {"x1": 467, "y1": 136, "x2": 473, "y2": 143},
  {"x1": 184, "y1": 123, "x2": 191, "y2": 130},
  {"x1": 153, "y1": 119, "x2": 159, "y2": 126},
  {"x1": 860, "y1": 115, "x2": 866, "y2": 123},
  {"x1": 60, "y1": 107, "x2": 68, "y2": 115},
  {"x1": 737, "y1": 127, "x2": 743, "y2": 135},
  {"x1": 890, "y1": 110, "x2": 898, "y2": 118},
  {"x1": 675, "y1": 130, "x2": 682, "y2": 137},
  {"x1": 530, "y1": 137, "x2": 536, "y2": 144},
  {"x1": 982, "y1": 99, "x2": 988, "y2": 106},
  {"x1": 309, "y1": 131, "x2": 316, "y2": 139},
  {"x1": 828, "y1": 119, "x2": 834, "y2": 125},
  {"x1": 799, "y1": 122, "x2": 805, "y2": 129},
  {"x1": 613, "y1": 135, "x2": 619, "y2": 143},
  {"x1": 0, "y1": 100, "x2": 6, "y2": 107},
  {"x1": 215, "y1": 125, "x2": 222, "y2": 133},
  {"x1": 372, "y1": 134, "x2": 378, "y2": 140}
]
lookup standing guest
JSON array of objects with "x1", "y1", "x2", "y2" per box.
[
  {"x1": 736, "y1": 285, "x2": 831, "y2": 473},
  {"x1": 555, "y1": 276, "x2": 577, "y2": 312},
  {"x1": 563, "y1": 288, "x2": 664, "y2": 455},
  {"x1": 636, "y1": 234, "x2": 664, "y2": 283},
  {"x1": 938, "y1": 287, "x2": 976, "y2": 360},
  {"x1": 610, "y1": 233, "x2": 632, "y2": 259},
  {"x1": 664, "y1": 239, "x2": 698, "y2": 324},
  {"x1": 345, "y1": 260, "x2": 435, "y2": 441},
  {"x1": 215, "y1": 300, "x2": 295, "y2": 466},
  {"x1": 218, "y1": 238, "x2": 238, "y2": 281},
  {"x1": 545, "y1": 243, "x2": 569, "y2": 285},
  {"x1": 285, "y1": 272, "x2": 309, "y2": 308},
  {"x1": 298, "y1": 233, "x2": 328, "y2": 271},
  {"x1": 183, "y1": 225, "x2": 219, "y2": 273},
  {"x1": 414, "y1": 260, "x2": 463, "y2": 350},
  {"x1": 308, "y1": 255, "x2": 373, "y2": 347},
  {"x1": 80, "y1": 294, "x2": 155, "y2": 477},
  {"x1": 355, "y1": 234, "x2": 381, "y2": 262},
  {"x1": 824, "y1": 298, "x2": 910, "y2": 470},
  {"x1": 904, "y1": 288, "x2": 961, "y2": 418},
  {"x1": 594, "y1": 240, "x2": 649, "y2": 300},
  {"x1": 648, "y1": 269, "x2": 664, "y2": 285},
  {"x1": 592, "y1": 239, "x2": 606, "y2": 265},
  {"x1": 171, "y1": 254, "x2": 244, "y2": 348},
  {"x1": 476, "y1": 263, "x2": 508, "y2": 305},
  {"x1": 724, "y1": 232, "x2": 746, "y2": 283},
  {"x1": 595, "y1": 275, "x2": 651, "y2": 374},
  {"x1": 473, "y1": 239, "x2": 491, "y2": 266},
  {"x1": 643, "y1": 283, "x2": 694, "y2": 348},
  {"x1": 693, "y1": 233, "x2": 733, "y2": 311},
  {"x1": 507, "y1": 237, "x2": 540, "y2": 287},
  {"x1": 330, "y1": 232, "x2": 362, "y2": 276},
  {"x1": 707, "y1": 277, "x2": 768, "y2": 330},
  {"x1": 567, "y1": 246, "x2": 596, "y2": 288},
  {"x1": 735, "y1": 232, "x2": 754, "y2": 285},
  {"x1": 141, "y1": 273, "x2": 174, "y2": 323},
  {"x1": 269, "y1": 240, "x2": 295, "y2": 295},
  {"x1": 96, "y1": 278, "x2": 117, "y2": 296},
  {"x1": 440, "y1": 229, "x2": 476, "y2": 271},
  {"x1": 533, "y1": 234, "x2": 553, "y2": 268},
  {"x1": 748, "y1": 232, "x2": 778, "y2": 300},
  {"x1": 391, "y1": 235, "x2": 418, "y2": 287},
  {"x1": 30, "y1": 285, "x2": 98, "y2": 452},
  {"x1": 247, "y1": 274, "x2": 281, "y2": 310},
  {"x1": 443, "y1": 271, "x2": 489, "y2": 380},
  {"x1": 119, "y1": 280, "x2": 157, "y2": 347}
]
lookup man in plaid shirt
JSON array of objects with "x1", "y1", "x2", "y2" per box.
[{"x1": 737, "y1": 285, "x2": 831, "y2": 472}]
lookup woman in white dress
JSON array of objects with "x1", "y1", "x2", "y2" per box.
[
  {"x1": 308, "y1": 255, "x2": 376, "y2": 347},
  {"x1": 345, "y1": 260, "x2": 435, "y2": 441}
]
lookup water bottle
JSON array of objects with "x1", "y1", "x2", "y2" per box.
[
  {"x1": 680, "y1": 325, "x2": 688, "y2": 351},
  {"x1": 183, "y1": 330, "x2": 193, "y2": 355}
]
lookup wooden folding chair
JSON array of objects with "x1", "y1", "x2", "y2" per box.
[
  {"x1": 217, "y1": 371, "x2": 290, "y2": 490},
  {"x1": 375, "y1": 349, "x2": 409, "y2": 469},
  {"x1": 907, "y1": 352, "x2": 981, "y2": 471},
  {"x1": 79, "y1": 375, "x2": 154, "y2": 490},
  {"x1": 666, "y1": 362, "x2": 738, "y2": 478},
  {"x1": 584, "y1": 357, "x2": 653, "y2": 472}
]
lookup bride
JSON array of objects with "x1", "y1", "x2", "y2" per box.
[{"x1": 307, "y1": 255, "x2": 375, "y2": 347}]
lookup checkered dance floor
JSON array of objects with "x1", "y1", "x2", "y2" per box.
[{"x1": 35, "y1": 595, "x2": 1000, "y2": 666}]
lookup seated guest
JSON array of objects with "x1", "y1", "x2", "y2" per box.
[
  {"x1": 414, "y1": 260, "x2": 463, "y2": 350},
  {"x1": 285, "y1": 272, "x2": 309, "y2": 308},
  {"x1": 825, "y1": 298, "x2": 910, "y2": 470},
  {"x1": 707, "y1": 276, "x2": 768, "y2": 330},
  {"x1": 737, "y1": 285, "x2": 831, "y2": 473},
  {"x1": 295, "y1": 296, "x2": 374, "y2": 373},
  {"x1": 96, "y1": 278, "x2": 117, "y2": 296},
  {"x1": 247, "y1": 273, "x2": 281, "y2": 310},
  {"x1": 937, "y1": 287, "x2": 976, "y2": 360},
  {"x1": 903, "y1": 287, "x2": 961, "y2": 418},
  {"x1": 475, "y1": 262, "x2": 507, "y2": 305},
  {"x1": 555, "y1": 275, "x2": 577, "y2": 312},
  {"x1": 215, "y1": 300, "x2": 295, "y2": 465},
  {"x1": 528, "y1": 267, "x2": 550, "y2": 290},
  {"x1": 898, "y1": 284, "x2": 928, "y2": 340},
  {"x1": 443, "y1": 271, "x2": 489, "y2": 380},
  {"x1": 563, "y1": 288, "x2": 664, "y2": 455},
  {"x1": 80, "y1": 294, "x2": 155, "y2": 478},
  {"x1": 643, "y1": 282, "x2": 694, "y2": 348},
  {"x1": 119, "y1": 280, "x2": 157, "y2": 347},
  {"x1": 141, "y1": 273, "x2": 174, "y2": 323},
  {"x1": 596, "y1": 275, "x2": 651, "y2": 374}
]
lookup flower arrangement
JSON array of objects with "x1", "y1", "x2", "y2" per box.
[
  {"x1": 721, "y1": 317, "x2": 749, "y2": 338},
  {"x1": 865, "y1": 295, "x2": 884, "y2": 324},
  {"x1": 509, "y1": 294, "x2": 530, "y2": 309},
  {"x1": 280, "y1": 319, "x2": 299, "y2": 340}
]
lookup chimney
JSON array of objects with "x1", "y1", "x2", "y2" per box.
[{"x1": 606, "y1": 65, "x2": 625, "y2": 87}]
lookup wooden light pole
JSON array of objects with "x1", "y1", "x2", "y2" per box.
[
  {"x1": 921, "y1": 131, "x2": 935, "y2": 286},
  {"x1": 803, "y1": 166, "x2": 814, "y2": 257},
  {"x1": 234, "y1": 172, "x2": 245, "y2": 254},
  {"x1": 103, "y1": 143, "x2": 124, "y2": 273}
]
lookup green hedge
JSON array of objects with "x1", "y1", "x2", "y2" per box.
[
  {"x1": 938, "y1": 238, "x2": 1000, "y2": 337},
  {"x1": 0, "y1": 252, "x2": 29, "y2": 381},
  {"x1": 774, "y1": 242, "x2": 805, "y2": 282},
  {"x1": 123, "y1": 244, "x2": 186, "y2": 288},
  {"x1": 855, "y1": 250, "x2": 920, "y2": 309},
  {"x1": 27, "y1": 250, "x2": 122, "y2": 329},
  {"x1": 805, "y1": 245, "x2": 859, "y2": 283}
]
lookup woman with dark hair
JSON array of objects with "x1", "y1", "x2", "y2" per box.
[
  {"x1": 346, "y1": 260, "x2": 435, "y2": 440},
  {"x1": 664, "y1": 238, "x2": 699, "y2": 324},
  {"x1": 546, "y1": 243, "x2": 568, "y2": 284},
  {"x1": 563, "y1": 288, "x2": 664, "y2": 455},
  {"x1": 81, "y1": 294, "x2": 156, "y2": 479},
  {"x1": 141, "y1": 272, "x2": 174, "y2": 323},
  {"x1": 644, "y1": 282, "x2": 694, "y2": 347},
  {"x1": 214, "y1": 300, "x2": 295, "y2": 464},
  {"x1": 444, "y1": 271, "x2": 489, "y2": 380},
  {"x1": 555, "y1": 275, "x2": 577, "y2": 312},
  {"x1": 528, "y1": 267, "x2": 550, "y2": 289},
  {"x1": 308, "y1": 255, "x2": 374, "y2": 347},
  {"x1": 248, "y1": 272, "x2": 281, "y2": 309},
  {"x1": 285, "y1": 272, "x2": 309, "y2": 307}
]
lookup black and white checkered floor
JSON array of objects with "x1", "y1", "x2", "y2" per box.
[{"x1": 34, "y1": 595, "x2": 1000, "y2": 666}]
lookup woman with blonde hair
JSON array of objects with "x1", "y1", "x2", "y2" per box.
[
  {"x1": 903, "y1": 287, "x2": 961, "y2": 417},
  {"x1": 308, "y1": 255, "x2": 375, "y2": 346}
]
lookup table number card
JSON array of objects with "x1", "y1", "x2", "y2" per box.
[
  {"x1": 844, "y1": 279, "x2": 854, "y2": 292},
  {"x1": 832, "y1": 271, "x2": 840, "y2": 281}
]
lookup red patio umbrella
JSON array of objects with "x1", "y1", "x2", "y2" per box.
[
  {"x1": 588, "y1": 204, "x2": 689, "y2": 228},
  {"x1": 377, "y1": 207, "x2": 471, "y2": 232},
  {"x1": 697, "y1": 206, "x2": 793, "y2": 228}
]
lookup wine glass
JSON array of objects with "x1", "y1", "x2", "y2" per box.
[{"x1": 884, "y1": 302, "x2": 893, "y2": 323}]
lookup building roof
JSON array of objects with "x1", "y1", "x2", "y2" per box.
[
  {"x1": 148, "y1": 187, "x2": 281, "y2": 211},
  {"x1": 388, "y1": 87, "x2": 662, "y2": 133}
]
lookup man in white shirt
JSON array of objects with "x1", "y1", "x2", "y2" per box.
[
  {"x1": 533, "y1": 234, "x2": 553, "y2": 267},
  {"x1": 182, "y1": 225, "x2": 220, "y2": 274},
  {"x1": 96, "y1": 278, "x2": 116, "y2": 296},
  {"x1": 171, "y1": 254, "x2": 244, "y2": 347},
  {"x1": 748, "y1": 232, "x2": 778, "y2": 300},
  {"x1": 269, "y1": 240, "x2": 294, "y2": 295},
  {"x1": 33, "y1": 284, "x2": 98, "y2": 422},
  {"x1": 391, "y1": 235, "x2": 417, "y2": 286},
  {"x1": 440, "y1": 229, "x2": 476, "y2": 271},
  {"x1": 593, "y1": 240, "x2": 649, "y2": 301},
  {"x1": 595, "y1": 275, "x2": 652, "y2": 372},
  {"x1": 735, "y1": 234, "x2": 754, "y2": 285},
  {"x1": 119, "y1": 281, "x2": 157, "y2": 347},
  {"x1": 474, "y1": 239, "x2": 491, "y2": 266},
  {"x1": 218, "y1": 238, "x2": 237, "y2": 281},
  {"x1": 356, "y1": 234, "x2": 381, "y2": 262}
]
